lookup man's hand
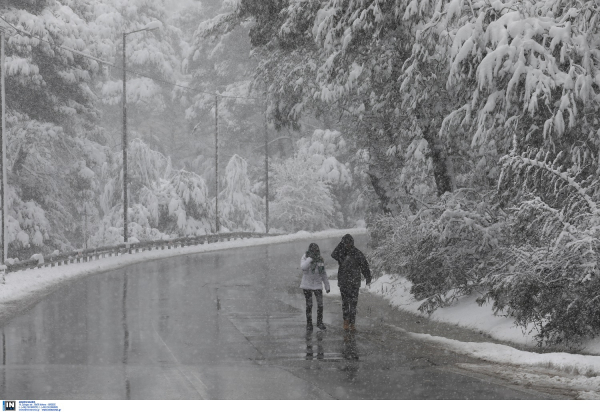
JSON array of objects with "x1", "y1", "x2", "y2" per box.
[
  {"x1": 326, "y1": 289, "x2": 330, "y2": 294},
  {"x1": 366, "y1": 281, "x2": 371, "y2": 288}
]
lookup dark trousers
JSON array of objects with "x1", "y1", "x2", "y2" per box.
[
  {"x1": 341, "y1": 288, "x2": 359, "y2": 324},
  {"x1": 303, "y1": 289, "x2": 323, "y2": 325}
]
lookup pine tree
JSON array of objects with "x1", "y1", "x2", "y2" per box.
[
  {"x1": 219, "y1": 155, "x2": 264, "y2": 232},
  {"x1": 271, "y1": 155, "x2": 335, "y2": 232}
]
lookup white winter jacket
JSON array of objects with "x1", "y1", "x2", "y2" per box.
[{"x1": 300, "y1": 254, "x2": 330, "y2": 291}]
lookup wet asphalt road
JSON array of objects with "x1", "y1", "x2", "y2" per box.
[{"x1": 0, "y1": 236, "x2": 544, "y2": 399}]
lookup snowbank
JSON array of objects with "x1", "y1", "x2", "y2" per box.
[
  {"x1": 369, "y1": 274, "x2": 600, "y2": 354},
  {"x1": 394, "y1": 327, "x2": 600, "y2": 377},
  {"x1": 390, "y1": 325, "x2": 600, "y2": 399},
  {"x1": 370, "y1": 274, "x2": 537, "y2": 344},
  {"x1": 367, "y1": 274, "x2": 600, "y2": 399},
  {"x1": 0, "y1": 228, "x2": 366, "y2": 321}
]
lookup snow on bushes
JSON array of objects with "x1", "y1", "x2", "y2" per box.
[
  {"x1": 479, "y1": 147, "x2": 600, "y2": 347},
  {"x1": 370, "y1": 189, "x2": 506, "y2": 315},
  {"x1": 87, "y1": 220, "x2": 124, "y2": 248},
  {"x1": 371, "y1": 147, "x2": 600, "y2": 348}
]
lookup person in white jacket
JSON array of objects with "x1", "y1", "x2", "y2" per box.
[{"x1": 300, "y1": 243, "x2": 330, "y2": 331}]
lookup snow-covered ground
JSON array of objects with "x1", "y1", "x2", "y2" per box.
[
  {"x1": 0, "y1": 228, "x2": 366, "y2": 322},
  {"x1": 366, "y1": 274, "x2": 600, "y2": 355},
  {"x1": 392, "y1": 327, "x2": 600, "y2": 399}
]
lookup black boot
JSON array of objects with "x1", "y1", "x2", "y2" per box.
[{"x1": 316, "y1": 306, "x2": 326, "y2": 330}]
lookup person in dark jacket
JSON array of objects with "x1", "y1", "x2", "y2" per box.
[{"x1": 331, "y1": 234, "x2": 371, "y2": 331}]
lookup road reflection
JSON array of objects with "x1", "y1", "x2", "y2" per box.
[
  {"x1": 1, "y1": 330, "x2": 5, "y2": 395},
  {"x1": 342, "y1": 332, "x2": 359, "y2": 360},
  {"x1": 305, "y1": 331, "x2": 324, "y2": 360},
  {"x1": 341, "y1": 331, "x2": 359, "y2": 381},
  {"x1": 122, "y1": 272, "x2": 130, "y2": 399}
]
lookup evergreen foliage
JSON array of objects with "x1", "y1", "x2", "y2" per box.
[
  {"x1": 370, "y1": 146, "x2": 600, "y2": 347},
  {"x1": 219, "y1": 154, "x2": 264, "y2": 232},
  {"x1": 271, "y1": 155, "x2": 335, "y2": 232}
]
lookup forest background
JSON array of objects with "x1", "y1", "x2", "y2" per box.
[{"x1": 3, "y1": 0, "x2": 600, "y2": 347}]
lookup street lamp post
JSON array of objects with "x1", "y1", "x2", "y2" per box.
[
  {"x1": 0, "y1": 28, "x2": 7, "y2": 265},
  {"x1": 264, "y1": 105, "x2": 269, "y2": 234},
  {"x1": 122, "y1": 32, "x2": 128, "y2": 244},
  {"x1": 214, "y1": 95, "x2": 219, "y2": 233},
  {"x1": 122, "y1": 21, "x2": 161, "y2": 243}
]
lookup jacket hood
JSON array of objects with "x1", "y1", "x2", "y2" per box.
[{"x1": 342, "y1": 234, "x2": 354, "y2": 247}]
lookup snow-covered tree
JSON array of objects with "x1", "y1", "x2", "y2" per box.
[
  {"x1": 481, "y1": 142, "x2": 600, "y2": 346},
  {"x1": 0, "y1": 1, "x2": 114, "y2": 253},
  {"x1": 2, "y1": 0, "x2": 103, "y2": 126},
  {"x1": 83, "y1": 0, "x2": 183, "y2": 106},
  {"x1": 182, "y1": 2, "x2": 264, "y2": 184},
  {"x1": 152, "y1": 169, "x2": 214, "y2": 236},
  {"x1": 193, "y1": 0, "x2": 418, "y2": 213},
  {"x1": 295, "y1": 129, "x2": 367, "y2": 226},
  {"x1": 400, "y1": 0, "x2": 600, "y2": 189},
  {"x1": 5, "y1": 185, "x2": 51, "y2": 260},
  {"x1": 218, "y1": 155, "x2": 264, "y2": 232},
  {"x1": 67, "y1": 160, "x2": 100, "y2": 249},
  {"x1": 270, "y1": 155, "x2": 335, "y2": 232},
  {"x1": 5, "y1": 111, "x2": 108, "y2": 254},
  {"x1": 96, "y1": 138, "x2": 215, "y2": 243}
]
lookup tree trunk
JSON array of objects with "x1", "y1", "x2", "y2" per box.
[
  {"x1": 366, "y1": 164, "x2": 393, "y2": 215},
  {"x1": 12, "y1": 145, "x2": 27, "y2": 175},
  {"x1": 422, "y1": 125, "x2": 454, "y2": 196}
]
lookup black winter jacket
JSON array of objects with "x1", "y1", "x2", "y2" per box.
[{"x1": 331, "y1": 240, "x2": 371, "y2": 290}]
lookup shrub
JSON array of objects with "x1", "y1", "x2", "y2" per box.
[
  {"x1": 370, "y1": 189, "x2": 506, "y2": 314},
  {"x1": 371, "y1": 145, "x2": 600, "y2": 347},
  {"x1": 477, "y1": 148, "x2": 600, "y2": 346}
]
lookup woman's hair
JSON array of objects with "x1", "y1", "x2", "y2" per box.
[{"x1": 308, "y1": 243, "x2": 320, "y2": 256}]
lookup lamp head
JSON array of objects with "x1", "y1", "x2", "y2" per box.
[{"x1": 143, "y1": 21, "x2": 162, "y2": 31}]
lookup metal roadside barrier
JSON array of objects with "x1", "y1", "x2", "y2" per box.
[{"x1": 4, "y1": 232, "x2": 277, "y2": 274}]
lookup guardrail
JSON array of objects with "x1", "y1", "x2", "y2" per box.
[{"x1": 4, "y1": 232, "x2": 276, "y2": 274}]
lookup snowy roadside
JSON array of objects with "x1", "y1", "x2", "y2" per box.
[
  {"x1": 349, "y1": 274, "x2": 600, "y2": 399},
  {"x1": 389, "y1": 326, "x2": 600, "y2": 400},
  {"x1": 367, "y1": 274, "x2": 600, "y2": 355},
  {"x1": 0, "y1": 228, "x2": 366, "y2": 322}
]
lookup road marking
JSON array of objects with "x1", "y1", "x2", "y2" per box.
[{"x1": 151, "y1": 323, "x2": 211, "y2": 399}]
